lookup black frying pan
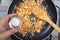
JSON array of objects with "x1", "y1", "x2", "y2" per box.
[{"x1": 8, "y1": 0, "x2": 57, "y2": 40}]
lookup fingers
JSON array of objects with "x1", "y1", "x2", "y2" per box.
[
  {"x1": 4, "y1": 23, "x2": 10, "y2": 30},
  {"x1": 4, "y1": 13, "x2": 18, "y2": 21},
  {"x1": 0, "y1": 13, "x2": 18, "y2": 25},
  {"x1": 0, "y1": 27, "x2": 6, "y2": 33},
  {"x1": 1, "y1": 29, "x2": 18, "y2": 39}
]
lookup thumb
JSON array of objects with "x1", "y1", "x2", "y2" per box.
[{"x1": 2, "y1": 29, "x2": 18, "y2": 39}]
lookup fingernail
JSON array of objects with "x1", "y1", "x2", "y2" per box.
[{"x1": 15, "y1": 13, "x2": 18, "y2": 16}]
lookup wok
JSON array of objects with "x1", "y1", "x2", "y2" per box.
[{"x1": 8, "y1": 0, "x2": 57, "y2": 40}]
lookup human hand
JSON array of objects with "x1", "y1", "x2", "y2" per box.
[{"x1": 0, "y1": 13, "x2": 18, "y2": 40}]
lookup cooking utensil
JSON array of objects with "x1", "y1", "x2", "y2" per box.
[
  {"x1": 32, "y1": 5, "x2": 60, "y2": 33},
  {"x1": 8, "y1": 0, "x2": 57, "y2": 40}
]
